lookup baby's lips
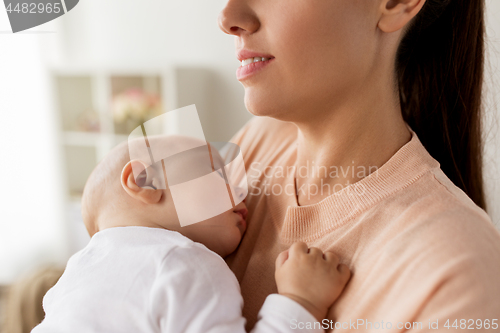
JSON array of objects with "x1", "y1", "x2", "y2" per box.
[
  {"x1": 236, "y1": 211, "x2": 247, "y2": 234},
  {"x1": 239, "y1": 207, "x2": 249, "y2": 221},
  {"x1": 234, "y1": 206, "x2": 248, "y2": 221}
]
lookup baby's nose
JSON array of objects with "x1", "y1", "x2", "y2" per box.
[{"x1": 232, "y1": 185, "x2": 247, "y2": 202}]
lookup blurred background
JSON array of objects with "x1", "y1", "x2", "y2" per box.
[{"x1": 0, "y1": 0, "x2": 499, "y2": 331}]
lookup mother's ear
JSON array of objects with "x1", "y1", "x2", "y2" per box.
[
  {"x1": 378, "y1": 0, "x2": 426, "y2": 33},
  {"x1": 121, "y1": 160, "x2": 163, "y2": 204}
]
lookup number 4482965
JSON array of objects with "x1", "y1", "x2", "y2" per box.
[
  {"x1": 444, "y1": 319, "x2": 498, "y2": 330},
  {"x1": 6, "y1": 3, "x2": 61, "y2": 14}
]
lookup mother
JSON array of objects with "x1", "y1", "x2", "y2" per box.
[{"x1": 218, "y1": 0, "x2": 500, "y2": 330}]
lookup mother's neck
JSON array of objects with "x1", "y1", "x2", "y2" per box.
[{"x1": 293, "y1": 87, "x2": 411, "y2": 206}]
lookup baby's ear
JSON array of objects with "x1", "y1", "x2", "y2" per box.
[{"x1": 121, "y1": 160, "x2": 163, "y2": 204}]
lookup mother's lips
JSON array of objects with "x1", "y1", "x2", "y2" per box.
[{"x1": 236, "y1": 48, "x2": 275, "y2": 62}]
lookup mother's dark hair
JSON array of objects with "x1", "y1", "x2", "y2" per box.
[{"x1": 396, "y1": 0, "x2": 486, "y2": 210}]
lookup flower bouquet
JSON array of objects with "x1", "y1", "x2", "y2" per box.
[{"x1": 111, "y1": 88, "x2": 162, "y2": 134}]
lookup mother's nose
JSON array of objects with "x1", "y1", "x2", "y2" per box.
[{"x1": 217, "y1": 0, "x2": 260, "y2": 36}]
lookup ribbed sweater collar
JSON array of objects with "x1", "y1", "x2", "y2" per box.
[{"x1": 280, "y1": 125, "x2": 440, "y2": 242}]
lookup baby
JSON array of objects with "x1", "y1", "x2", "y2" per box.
[{"x1": 32, "y1": 135, "x2": 350, "y2": 333}]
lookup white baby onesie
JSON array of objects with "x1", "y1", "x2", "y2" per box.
[{"x1": 32, "y1": 226, "x2": 323, "y2": 333}]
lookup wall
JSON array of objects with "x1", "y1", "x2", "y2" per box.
[
  {"x1": 484, "y1": 0, "x2": 500, "y2": 228},
  {"x1": 0, "y1": 17, "x2": 66, "y2": 284}
]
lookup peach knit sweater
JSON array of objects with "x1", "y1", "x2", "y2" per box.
[{"x1": 226, "y1": 116, "x2": 500, "y2": 332}]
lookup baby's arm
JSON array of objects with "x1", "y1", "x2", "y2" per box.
[{"x1": 153, "y1": 242, "x2": 349, "y2": 333}]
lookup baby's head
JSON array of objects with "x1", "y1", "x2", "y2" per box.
[{"x1": 82, "y1": 135, "x2": 248, "y2": 257}]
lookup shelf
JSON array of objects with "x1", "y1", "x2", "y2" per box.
[
  {"x1": 62, "y1": 131, "x2": 101, "y2": 146},
  {"x1": 63, "y1": 145, "x2": 97, "y2": 195},
  {"x1": 55, "y1": 76, "x2": 95, "y2": 132},
  {"x1": 53, "y1": 71, "x2": 170, "y2": 216},
  {"x1": 62, "y1": 131, "x2": 128, "y2": 147}
]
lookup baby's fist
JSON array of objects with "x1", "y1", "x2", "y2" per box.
[{"x1": 275, "y1": 242, "x2": 351, "y2": 321}]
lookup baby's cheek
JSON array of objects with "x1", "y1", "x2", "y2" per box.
[
  {"x1": 230, "y1": 227, "x2": 244, "y2": 247},
  {"x1": 217, "y1": 225, "x2": 242, "y2": 250}
]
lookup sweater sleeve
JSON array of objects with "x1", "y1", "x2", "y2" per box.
[{"x1": 149, "y1": 243, "x2": 324, "y2": 333}]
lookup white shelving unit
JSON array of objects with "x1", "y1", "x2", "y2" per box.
[
  {"x1": 52, "y1": 68, "x2": 178, "y2": 189},
  {"x1": 49, "y1": 66, "x2": 204, "y2": 253}
]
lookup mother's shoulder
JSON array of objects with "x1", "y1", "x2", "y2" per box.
[
  {"x1": 388, "y1": 168, "x2": 500, "y2": 259},
  {"x1": 426, "y1": 168, "x2": 493, "y2": 228}
]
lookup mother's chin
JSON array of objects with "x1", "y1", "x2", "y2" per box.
[{"x1": 243, "y1": 86, "x2": 308, "y2": 122}]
